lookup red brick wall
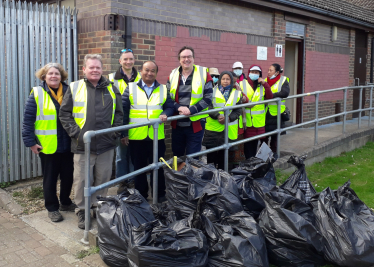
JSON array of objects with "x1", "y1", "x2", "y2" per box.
[{"x1": 154, "y1": 26, "x2": 282, "y2": 83}]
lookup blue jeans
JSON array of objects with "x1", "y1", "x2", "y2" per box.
[
  {"x1": 172, "y1": 121, "x2": 206, "y2": 159},
  {"x1": 115, "y1": 142, "x2": 134, "y2": 181}
]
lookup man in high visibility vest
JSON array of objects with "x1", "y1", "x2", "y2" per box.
[
  {"x1": 167, "y1": 46, "x2": 213, "y2": 158},
  {"x1": 122, "y1": 61, "x2": 174, "y2": 201},
  {"x1": 60, "y1": 54, "x2": 123, "y2": 229},
  {"x1": 108, "y1": 48, "x2": 141, "y2": 192}
]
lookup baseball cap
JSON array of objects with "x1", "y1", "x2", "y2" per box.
[
  {"x1": 209, "y1": 68, "x2": 220, "y2": 76},
  {"x1": 232, "y1": 62, "x2": 243, "y2": 69},
  {"x1": 249, "y1": 66, "x2": 261, "y2": 72}
]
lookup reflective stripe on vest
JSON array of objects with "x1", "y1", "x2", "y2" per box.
[
  {"x1": 206, "y1": 87, "x2": 241, "y2": 140},
  {"x1": 33, "y1": 86, "x2": 57, "y2": 154},
  {"x1": 169, "y1": 65, "x2": 208, "y2": 121},
  {"x1": 71, "y1": 80, "x2": 116, "y2": 129},
  {"x1": 128, "y1": 82, "x2": 167, "y2": 140},
  {"x1": 245, "y1": 84, "x2": 266, "y2": 128},
  {"x1": 108, "y1": 72, "x2": 141, "y2": 95},
  {"x1": 266, "y1": 76, "x2": 287, "y2": 116}
]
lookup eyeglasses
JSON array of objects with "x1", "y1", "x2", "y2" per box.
[{"x1": 121, "y1": 48, "x2": 133, "y2": 53}]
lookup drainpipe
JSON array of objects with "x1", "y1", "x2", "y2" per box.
[
  {"x1": 122, "y1": 16, "x2": 132, "y2": 49},
  {"x1": 371, "y1": 37, "x2": 374, "y2": 83}
]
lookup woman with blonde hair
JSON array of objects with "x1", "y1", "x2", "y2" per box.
[{"x1": 22, "y1": 63, "x2": 76, "y2": 222}]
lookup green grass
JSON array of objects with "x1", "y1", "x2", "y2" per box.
[
  {"x1": 27, "y1": 186, "x2": 44, "y2": 199},
  {"x1": 0, "y1": 181, "x2": 16, "y2": 189},
  {"x1": 276, "y1": 141, "x2": 374, "y2": 208},
  {"x1": 76, "y1": 246, "x2": 100, "y2": 259},
  {"x1": 12, "y1": 191, "x2": 24, "y2": 198}
]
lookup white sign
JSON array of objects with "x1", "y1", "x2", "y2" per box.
[
  {"x1": 275, "y1": 44, "x2": 283, "y2": 57},
  {"x1": 257, "y1": 46, "x2": 267, "y2": 60}
]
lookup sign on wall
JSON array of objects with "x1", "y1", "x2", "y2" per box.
[
  {"x1": 275, "y1": 44, "x2": 283, "y2": 57},
  {"x1": 257, "y1": 46, "x2": 267, "y2": 60}
]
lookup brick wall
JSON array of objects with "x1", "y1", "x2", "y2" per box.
[{"x1": 315, "y1": 22, "x2": 349, "y2": 47}]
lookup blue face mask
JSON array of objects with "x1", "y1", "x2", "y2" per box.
[
  {"x1": 233, "y1": 69, "x2": 242, "y2": 77},
  {"x1": 212, "y1": 77, "x2": 219, "y2": 84},
  {"x1": 249, "y1": 73, "x2": 259, "y2": 81}
]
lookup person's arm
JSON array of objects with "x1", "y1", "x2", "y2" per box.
[
  {"x1": 166, "y1": 77, "x2": 181, "y2": 111},
  {"x1": 112, "y1": 85, "x2": 124, "y2": 134},
  {"x1": 121, "y1": 86, "x2": 130, "y2": 138},
  {"x1": 273, "y1": 79, "x2": 290, "y2": 98},
  {"x1": 161, "y1": 91, "x2": 176, "y2": 117},
  {"x1": 59, "y1": 85, "x2": 81, "y2": 139},
  {"x1": 263, "y1": 82, "x2": 273, "y2": 100},
  {"x1": 229, "y1": 97, "x2": 243, "y2": 122},
  {"x1": 22, "y1": 91, "x2": 37, "y2": 147},
  {"x1": 189, "y1": 72, "x2": 213, "y2": 114}
]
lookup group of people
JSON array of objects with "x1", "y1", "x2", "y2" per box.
[{"x1": 22, "y1": 46, "x2": 290, "y2": 229}]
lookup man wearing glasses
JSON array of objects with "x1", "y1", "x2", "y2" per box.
[
  {"x1": 167, "y1": 46, "x2": 213, "y2": 158},
  {"x1": 109, "y1": 48, "x2": 141, "y2": 192}
]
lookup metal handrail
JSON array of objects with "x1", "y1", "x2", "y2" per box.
[{"x1": 80, "y1": 84, "x2": 374, "y2": 244}]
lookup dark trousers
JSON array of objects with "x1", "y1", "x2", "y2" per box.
[
  {"x1": 172, "y1": 122, "x2": 205, "y2": 158},
  {"x1": 129, "y1": 140, "x2": 166, "y2": 199},
  {"x1": 263, "y1": 134, "x2": 278, "y2": 154},
  {"x1": 244, "y1": 140, "x2": 260, "y2": 160},
  {"x1": 207, "y1": 149, "x2": 225, "y2": 170},
  {"x1": 39, "y1": 152, "x2": 74, "y2": 212}
]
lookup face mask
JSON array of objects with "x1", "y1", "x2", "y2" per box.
[
  {"x1": 233, "y1": 69, "x2": 242, "y2": 77},
  {"x1": 212, "y1": 77, "x2": 219, "y2": 84},
  {"x1": 249, "y1": 73, "x2": 259, "y2": 81},
  {"x1": 270, "y1": 73, "x2": 278, "y2": 79}
]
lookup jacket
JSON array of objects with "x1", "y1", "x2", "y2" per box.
[
  {"x1": 22, "y1": 81, "x2": 71, "y2": 153},
  {"x1": 59, "y1": 76, "x2": 124, "y2": 154},
  {"x1": 265, "y1": 79, "x2": 290, "y2": 133},
  {"x1": 122, "y1": 79, "x2": 175, "y2": 139}
]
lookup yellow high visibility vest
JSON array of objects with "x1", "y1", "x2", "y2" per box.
[
  {"x1": 70, "y1": 80, "x2": 116, "y2": 129},
  {"x1": 108, "y1": 71, "x2": 141, "y2": 95},
  {"x1": 169, "y1": 65, "x2": 208, "y2": 121},
  {"x1": 206, "y1": 86, "x2": 242, "y2": 140},
  {"x1": 33, "y1": 86, "x2": 58, "y2": 154},
  {"x1": 265, "y1": 76, "x2": 289, "y2": 116},
  {"x1": 128, "y1": 82, "x2": 167, "y2": 140},
  {"x1": 244, "y1": 82, "x2": 266, "y2": 128}
]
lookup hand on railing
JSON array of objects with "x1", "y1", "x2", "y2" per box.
[
  {"x1": 178, "y1": 106, "x2": 191, "y2": 115},
  {"x1": 159, "y1": 115, "x2": 168, "y2": 122}
]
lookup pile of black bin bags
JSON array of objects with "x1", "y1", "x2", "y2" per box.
[{"x1": 96, "y1": 153, "x2": 374, "y2": 267}]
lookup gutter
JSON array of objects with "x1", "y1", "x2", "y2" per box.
[{"x1": 266, "y1": 0, "x2": 374, "y2": 29}]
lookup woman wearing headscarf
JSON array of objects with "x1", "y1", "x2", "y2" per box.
[
  {"x1": 264, "y1": 63, "x2": 290, "y2": 155},
  {"x1": 202, "y1": 71, "x2": 242, "y2": 170},
  {"x1": 22, "y1": 63, "x2": 76, "y2": 222},
  {"x1": 242, "y1": 65, "x2": 273, "y2": 159}
]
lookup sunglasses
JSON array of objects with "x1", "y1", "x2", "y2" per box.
[{"x1": 121, "y1": 48, "x2": 133, "y2": 53}]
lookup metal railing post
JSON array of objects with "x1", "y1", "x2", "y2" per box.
[
  {"x1": 276, "y1": 98, "x2": 281, "y2": 157},
  {"x1": 152, "y1": 123, "x2": 159, "y2": 204},
  {"x1": 370, "y1": 87, "x2": 373, "y2": 126},
  {"x1": 343, "y1": 88, "x2": 347, "y2": 133},
  {"x1": 359, "y1": 87, "x2": 363, "y2": 129},
  {"x1": 82, "y1": 137, "x2": 92, "y2": 245},
  {"x1": 315, "y1": 93, "x2": 319, "y2": 145},
  {"x1": 224, "y1": 109, "x2": 229, "y2": 172}
]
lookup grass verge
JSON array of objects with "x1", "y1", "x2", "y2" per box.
[
  {"x1": 276, "y1": 141, "x2": 374, "y2": 208},
  {"x1": 76, "y1": 246, "x2": 100, "y2": 259}
]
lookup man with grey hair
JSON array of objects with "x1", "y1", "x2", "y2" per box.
[{"x1": 60, "y1": 54, "x2": 123, "y2": 229}]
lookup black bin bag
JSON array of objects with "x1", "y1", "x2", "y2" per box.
[
  {"x1": 96, "y1": 188, "x2": 155, "y2": 267},
  {"x1": 127, "y1": 220, "x2": 209, "y2": 267},
  {"x1": 310, "y1": 181, "x2": 374, "y2": 267},
  {"x1": 281, "y1": 155, "x2": 316, "y2": 203},
  {"x1": 171, "y1": 195, "x2": 269, "y2": 267},
  {"x1": 258, "y1": 191, "x2": 325, "y2": 267},
  {"x1": 231, "y1": 157, "x2": 277, "y2": 219}
]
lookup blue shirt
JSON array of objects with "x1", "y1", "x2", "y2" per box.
[{"x1": 142, "y1": 80, "x2": 155, "y2": 98}]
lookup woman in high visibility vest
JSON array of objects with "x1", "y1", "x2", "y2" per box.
[
  {"x1": 22, "y1": 63, "x2": 76, "y2": 223},
  {"x1": 242, "y1": 65, "x2": 273, "y2": 159},
  {"x1": 202, "y1": 71, "x2": 242, "y2": 170},
  {"x1": 264, "y1": 64, "x2": 290, "y2": 155}
]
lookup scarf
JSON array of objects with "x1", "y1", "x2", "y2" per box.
[
  {"x1": 267, "y1": 74, "x2": 281, "y2": 88},
  {"x1": 48, "y1": 83, "x2": 63, "y2": 105},
  {"x1": 219, "y1": 85, "x2": 231, "y2": 102}
]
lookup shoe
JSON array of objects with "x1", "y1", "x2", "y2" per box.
[
  {"x1": 59, "y1": 203, "x2": 78, "y2": 212},
  {"x1": 117, "y1": 180, "x2": 135, "y2": 194},
  {"x1": 77, "y1": 210, "x2": 85, "y2": 229},
  {"x1": 92, "y1": 207, "x2": 97, "y2": 219},
  {"x1": 48, "y1": 211, "x2": 63, "y2": 222}
]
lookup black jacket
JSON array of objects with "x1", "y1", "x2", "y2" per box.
[
  {"x1": 59, "y1": 76, "x2": 124, "y2": 154},
  {"x1": 22, "y1": 81, "x2": 71, "y2": 153},
  {"x1": 113, "y1": 66, "x2": 139, "y2": 84},
  {"x1": 122, "y1": 79, "x2": 175, "y2": 139},
  {"x1": 265, "y1": 78, "x2": 290, "y2": 132}
]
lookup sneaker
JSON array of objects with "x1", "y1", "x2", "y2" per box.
[
  {"x1": 60, "y1": 203, "x2": 78, "y2": 212},
  {"x1": 77, "y1": 210, "x2": 85, "y2": 229},
  {"x1": 48, "y1": 211, "x2": 63, "y2": 222}
]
